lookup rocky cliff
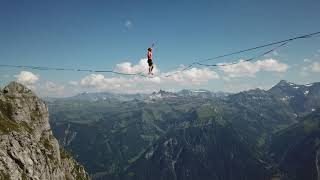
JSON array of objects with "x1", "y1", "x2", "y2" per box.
[{"x1": 0, "y1": 82, "x2": 89, "y2": 180}]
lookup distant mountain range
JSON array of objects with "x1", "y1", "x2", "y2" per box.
[
  {"x1": 47, "y1": 80, "x2": 320, "y2": 180},
  {"x1": 45, "y1": 89, "x2": 230, "y2": 103}
]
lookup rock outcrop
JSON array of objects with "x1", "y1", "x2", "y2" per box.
[{"x1": 0, "y1": 82, "x2": 89, "y2": 180}]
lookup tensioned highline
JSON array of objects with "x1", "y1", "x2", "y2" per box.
[{"x1": 0, "y1": 31, "x2": 319, "y2": 78}]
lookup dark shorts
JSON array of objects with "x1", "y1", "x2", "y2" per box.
[{"x1": 148, "y1": 59, "x2": 153, "y2": 66}]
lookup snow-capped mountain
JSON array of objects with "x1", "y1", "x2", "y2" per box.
[{"x1": 268, "y1": 80, "x2": 320, "y2": 114}]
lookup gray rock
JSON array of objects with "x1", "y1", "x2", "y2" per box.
[{"x1": 0, "y1": 82, "x2": 90, "y2": 180}]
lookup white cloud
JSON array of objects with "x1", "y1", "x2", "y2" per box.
[
  {"x1": 29, "y1": 81, "x2": 77, "y2": 98},
  {"x1": 78, "y1": 74, "x2": 161, "y2": 93},
  {"x1": 164, "y1": 67, "x2": 219, "y2": 85},
  {"x1": 114, "y1": 60, "x2": 219, "y2": 86},
  {"x1": 219, "y1": 60, "x2": 259, "y2": 78},
  {"x1": 311, "y1": 62, "x2": 320, "y2": 72},
  {"x1": 300, "y1": 61, "x2": 320, "y2": 76},
  {"x1": 219, "y1": 59, "x2": 288, "y2": 78},
  {"x1": 256, "y1": 59, "x2": 288, "y2": 72},
  {"x1": 32, "y1": 81, "x2": 67, "y2": 97},
  {"x1": 114, "y1": 59, "x2": 159, "y2": 75},
  {"x1": 80, "y1": 74, "x2": 121, "y2": 91},
  {"x1": 45, "y1": 81, "x2": 65, "y2": 92},
  {"x1": 75, "y1": 59, "x2": 219, "y2": 93},
  {"x1": 15, "y1": 71, "x2": 39, "y2": 89},
  {"x1": 5, "y1": 60, "x2": 220, "y2": 96}
]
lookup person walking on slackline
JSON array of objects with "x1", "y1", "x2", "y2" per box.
[{"x1": 147, "y1": 48, "x2": 154, "y2": 75}]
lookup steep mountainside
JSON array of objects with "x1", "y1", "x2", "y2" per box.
[
  {"x1": 122, "y1": 124, "x2": 270, "y2": 180},
  {"x1": 50, "y1": 98, "x2": 213, "y2": 177},
  {"x1": 224, "y1": 89, "x2": 297, "y2": 149},
  {"x1": 48, "y1": 80, "x2": 320, "y2": 180},
  {"x1": 270, "y1": 109, "x2": 320, "y2": 180},
  {"x1": 269, "y1": 80, "x2": 320, "y2": 114},
  {"x1": 0, "y1": 82, "x2": 89, "y2": 180}
]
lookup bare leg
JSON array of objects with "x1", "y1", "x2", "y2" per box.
[{"x1": 151, "y1": 65, "x2": 154, "y2": 75}]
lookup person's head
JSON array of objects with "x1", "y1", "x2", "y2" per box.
[{"x1": 148, "y1": 48, "x2": 152, "y2": 52}]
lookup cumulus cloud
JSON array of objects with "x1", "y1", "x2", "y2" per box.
[
  {"x1": 21, "y1": 58, "x2": 291, "y2": 97},
  {"x1": 300, "y1": 61, "x2": 320, "y2": 76},
  {"x1": 114, "y1": 59, "x2": 159, "y2": 75},
  {"x1": 15, "y1": 71, "x2": 39, "y2": 90},
  {"x1": 45, "y1": 81, "x2": 65, "y2": 92},
  {"x1": 6, "y1": 60, "x2": 220, "y2": 96},
  {"x1": 75, "y1": 59, "x2": 219, "y2": 93},
  {"x1": 79, "y1": 73, "x2": 161, "y2": 93},
  {"x1": 165, "y1": 67, "x2": 219, "y2": 85},
  {"x1": 219, "y1": 59, "x2": 288, "y2": 78},
  {"x1": 31, "y1": 81, "x2": 67, "y2": 97},
  {"x1": 115, "y1": 59, "x2": 218, "y2": 84},
  {"x1": 80, "y1": 74, "x2": 125, "y2": 91}
]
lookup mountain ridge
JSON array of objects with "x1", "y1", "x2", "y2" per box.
[
  {"x1": 0, "y1": 82, "x2": 90, "y2": 180},
  {"x1": 48, "y1": 80, "x2": 320, "y2": 179}
]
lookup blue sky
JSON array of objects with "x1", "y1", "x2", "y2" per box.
[{"x1": 0, "y1": 0, "x2": 320, "y2": 97}]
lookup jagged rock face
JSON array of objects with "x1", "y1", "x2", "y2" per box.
[
  {"x1": 122, "y1": 125, "x2": 271, "y2": 180},
  {"x1": 0, "y1": 82, "x2": 89, "y2": 180},
  {"x1": 270, "y1": 110, "x2": 320, "y2": 180},
  {"x1": 269, "y1": 80, "x2": 320, "y2": 114}
]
